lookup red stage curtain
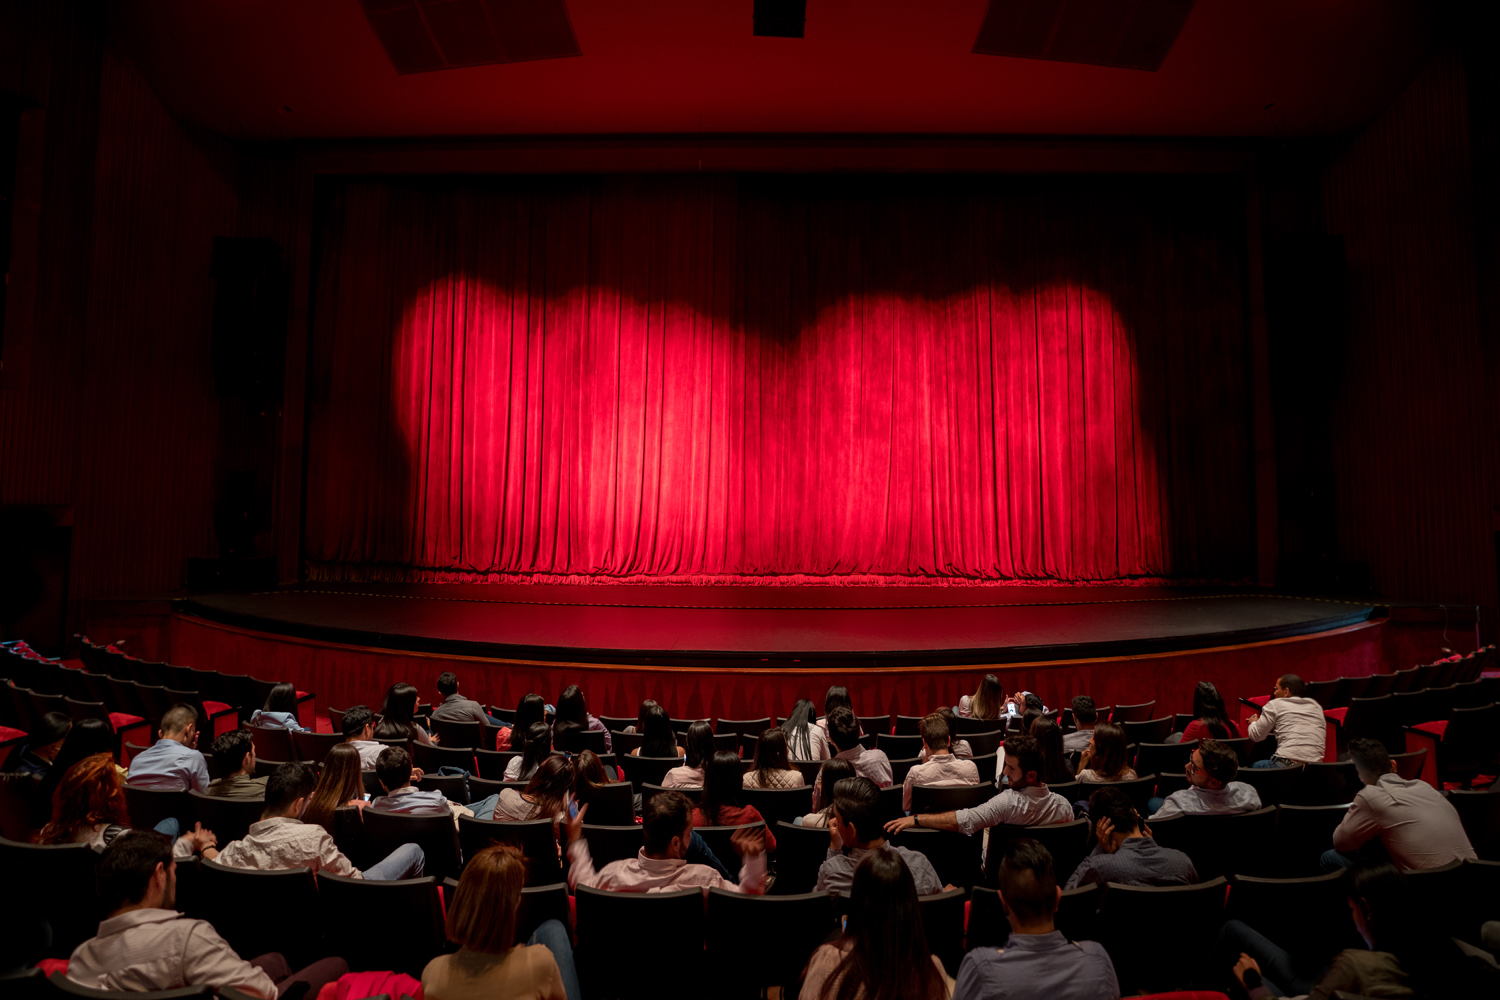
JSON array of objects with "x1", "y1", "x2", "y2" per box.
[{"x1": 305, "y1": 175, "x2": 1253, "y2": 583}]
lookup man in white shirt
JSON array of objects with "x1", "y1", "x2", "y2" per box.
[
  {"x1": 1246, "y1": 674, "x2": 1326, "y2": 766},
  {"x1": 68, "y1": 830, "x2": 347, "y2": 998},
  {"x1": 368, "y1": 746, "x2": 471, "y2": 827},
  {"x1": 904, "y1": 713, "x2": 980, "y2": 812},
  {"x1": 566, "y1": 790, "x2": 767, "y2": 894},
  {"x1": 1064, "y1": 696, "x2": 1098, "y2": 754},
  {"x1": 884, "y1": 735, "x2": 1073, "y2": 838},
  {"x1": 811, "y1": 707, "x2": 893, "y2": 810},
  {"x1": 217, "y1": 762, "x2": 425, "y2": 880},
  {"x1": 1148, "y1": 739, "x2": 1262, "y2": 820},
  {"x1": 1324, "y1": 738, "x2": 1476, "y2": 871}
]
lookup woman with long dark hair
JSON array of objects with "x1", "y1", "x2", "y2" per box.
[
  {"x1": 491, "y1": 754, "x2": 576, "y2": 822},
  {"x1": 958, "y1": 673, "x2": 1005, "y2": 721},
  {"x1": 302, "y1": 743, "x2": 365, "y2": 833},
  {"x1": 744, "y1": 728, "x2": 804, "y2": 788},
  {"x1": 797, "y1": 757, "x2": 856, "y2": 827},
  {"x1": 376, "y1": 681, "x2": 434, "y2": 745},
  {"x1": 1180, "y1": 681, "x2": 1239, "y2": 742},
  {"x1": 250, "y1": 682, "x2": 308, "y2": 732},
  {"x1": 663, "y1": 721, "x2": 715, "y2": 787},
  {"x1": 782, "y1": 698, "x2": 830, "y2": 761},
  {"x1": 692, "y1": 750, "x2": 777, "y2": 852},
  {"x1": 1076, "y1": 721, "x2": 1136, "y2": 782},
  {"x1": 817, "y1": 686, "x2": 853, "y2": 733},
  {"x1": 801, "y1": 851, "x2": 952, "y2": 999},
  {"x1": 553, "y1": 684, "x2": 611, "y2": 752},
  {"x1": 506, "y1": 693, "x2": 547, "y2": 752},
  {"x1": 632, "y1": 703, "x2": 683, "y2": 758},
  {"x1": 1030, "y1": 717, "x2": 1075, "y2": 785},
  {"x1": 504, "y1": 722, "x2": 556, "y2": 781}
]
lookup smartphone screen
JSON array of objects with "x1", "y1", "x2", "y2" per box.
[
  {"x1": 363, "y1": 793, "x2": 371, "y2": 801},
  {"x1": 565, "y1": 792, "x2": 578, "y2": 819}
]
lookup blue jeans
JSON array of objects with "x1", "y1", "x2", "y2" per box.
[
  {"x1": 364, "y1": 842, "x2": 426, "y2": 880},
  {"x1": 1146, "y1": 796, "x2": 1165, "y2": 815},
  {"x1": 1320, "y1": 848, "x2": 1356, "y2": 873},
  {"x1": 1253, "y1": 757, "x2": 1298, "y2": 768},
  {"x1": 154, "y1": 817, "x2": 180, "y2": 838},
  {"x1": 467, "y1": 793, "x2": 500, "y2": 819},
  {"x1": 529, "y1": 919, "x2": 580, "y2": 1000},
  {"x1": 1215, "y1": 919, "x2": 1315, "y2": 997}
]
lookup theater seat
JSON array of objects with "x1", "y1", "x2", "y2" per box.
[
  {"x1": 192, "y1": 860, "x2": 321, "y2": 968},
  {"x1": 967, "y1": 882, "x2": 1101, "y2": 951},
  {"x1": 456, "y1": 815, "x2": 558, "y2": 885},
  {"x1": 575, "y1": 885, "x2": 702, "y2": 997},
  {"x1": 772, "y1": 821, "x2": 830, "y2": 895},
  {"x1": 316, "y1": 872, "x2": 444, "y2": 977},
  {"x1": 0, "y1": 836, "x2": 103, "y2": 958},
  {"x1": 47, "y1": 973, "x2": 211, "y2": 999},
  {"x1": 1226, "y1": 871, "x2": 1364, "y2": 973},
  {"x1": 187, "y1": 791, "x2": 264, "y2": 845},
  {"x1": 888, "y1": 826, "x2": 982, "y2": 890},
  {"x1": 1099, "y1": 878, "x2": 1229, "y2": 994},
  {"x1": 705, "y1": 889, "x2": 833, "y2": 997},
  {"x1": 364, "y1": 809, "x2": 462, "y2": 882}
]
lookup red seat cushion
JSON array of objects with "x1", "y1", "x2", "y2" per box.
[
  {"x1": 0, "y1": 725, "x2": 25, "y2": 742},
  {"x1": 296, "y1": 690, "x2": 310, "y2": 698},
  {"x1": 108, "y1": 713, "x2": 145, "y2": 731},
  {"x1": 1323, "y1": 707, "x2": 1349, "y2": 723},
  {"x1": 1414, "y1": 720, "x2": 1448, "y2": 738},
  {"x1": 1248, "y1": 694, "x2": 1270, "y2": 707},
  {"x1": 203, "y1": 700, "x2": 232, "y2": 716}
]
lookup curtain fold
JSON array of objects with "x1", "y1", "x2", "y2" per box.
[{"x1": 305, "y1": 174, "x2": 1254, "y2": 584}]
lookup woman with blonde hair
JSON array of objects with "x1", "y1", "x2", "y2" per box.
[
  {"x1": 958, "y1": 673, "x2": 1005, "y2": 721},
  {"x1": 36, "y1": 753, "x2": 216, "y2": 859},
  {"x1": 421, "y1": 842, "x2": 578, "y2": 1000},
  {"x1": 301, "y1": 743, "x2": 366, "y2": 833}
]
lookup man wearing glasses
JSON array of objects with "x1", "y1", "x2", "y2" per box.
[{"x1": 1148, "y1": 739, "x2": 1262, "y2": 820}]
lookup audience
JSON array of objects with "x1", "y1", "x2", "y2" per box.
[
  {"x1": 376, "y1": 681, "x2": 435, "y2": 745},
  {"x1": 0, "y1": 711, "x2": 71, "y2": 776},
  {"x1": 370, "y1": 746, "x2": 472, "y2": 824},
  {"x1": 126, "y1": 704, "x2": 210, "y2": 792},
  {"x1": 663, "y1": 721, "x2": 715, "y2": 788},
  {"x1": 633, "y1": 702, "x2": 684, "y2": 758},
  {"x1": 1176, "y1": 680, "x2": 1239, "y2": 742},
  {"x1": 1324, "y1": 737, "x2": 1476, "y2": 871},
  {"x1": 1030, "y1": 718, "x2": 1075, "y2": 785},
  {"x1": 797, "y1": 758, "x2": 856, "y2": 827},
  {"x1": 1074, "y1": 721, "x2": 1136, "y2": 783},
  {"x1": 490, "y1": 753, "x2": 574, "y2": 822},
  {"x1": 430, "y1": 670, "x2": 504, "y2": 729},
  {"x1": 1063, "y1": 696, "x2": 1097, "y2": 753},
  {"x1": 744, "y1": 727, "x2": 805, "y2": 788},
  {"x1": 205, "y1": 729, "x2": 267, "y2": 799},
  {"x1": 553, "y1": 683, "x2": 610, "y2": 752},
  {"x1": 885, "y1": 736, "x2": 1072, "y2": 839},
  {"x1": 1147, "y1": 738, "x2": 1262, "y2": 819},
  {"x1": 504, "y1": 722, "x2": 557, "y2": 780},
  {"x1": 812, "y1": 707, "x2": 893, "y2": 809},
  {"x1": 818, "y1": 775, "x2": 943, "y2": 896},
  {"x1": 1065, "y1": 785, "x2": 1197, "y2": 889},
  {"x1": 36, "y1": 753, "x2": 217, "y2": 859},
  {"x1": 301, "y1": 743, "x2": 366, "y2": 833},
  {"x1": 1245, "y1": 673, "x2": 1326, "y2": 766},
  {"x1": 421, "y1": 844, "x2": 577, "y2": 1000},
  {"x1": 503, "y1": 693, "x2": 547, "y2": 752},
  {"x1": 693, "y1": 750, "x2": 776, "y2": 852},
  {"x1": 218, "y1": 762, "x2": 424, "y2": 879},
  {"x1": 957, "y1": 673, "x2": 1006, "y2": 721},
  {"x1": 802, "y1": 851, "x2": 953, "y2": 1000},
  {"x1": 341, "y1": 704, "x2": 387, "y2": 769},
  {"x1": 953, "y1": 839, "x2": 1119, "y2": 1000},
  {"x1": 566, "y1": 789, "x2": 768, "y2": 894},
  {"x1": 783, "y1": 698, "x2": 831, "y2": 761},
  {"x1": 67, "y1": 830, "x2": 348, "y2": 998},
  {"x1": 926, "y1": 707, "x2": 974, "y2": 761},
  {"x1": 248, "y1": 682, "x2": 308, "y2": 732},
  {"x1": 903, "y1": 712, "x2": 980, "y2": 812}
]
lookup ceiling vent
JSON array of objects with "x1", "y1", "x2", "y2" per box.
[
  {"x1": 973, "y1": 0, "x2": 1195, "y2": 71},
  {"x1": 360, "y1": 0, "x2": 581, "y2": 74}
]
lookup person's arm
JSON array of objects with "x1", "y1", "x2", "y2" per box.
[
  {"x1": 1246, "y1": 703, "x2": 1275, "y2": 743},
  {"x1": 1150, "y1": 794, "x2": 1185, "y2": 822},
  {"x1": 722, "y1": 826, "x2": 768, "y2": 894},
  {"x1": 1063, "y1": 852, "x2": 1098, "y2": 890},
  {"x1": 318, "y1": 830, "x2": 361, "y2": 877},
  {"x1": 902, "y1": 770, "x2": 916, "y2": 813},
  {"x1": 950, "y1": 951, "x2": 986, "y2": 1000},
  {"x1": 1331, "y1": 793, "x2": 1381, "y2": 854},
  {"x1": 871, "y1": 751, "x2": 893, "y2": 788},
  {"x1": 885, "y1": 809, "x2": 962, "y2": 836},
  {"x1": 181, "y1": 923, "x2": 280, "y2": 999},
  {"x1": 190, "y1": 753, "x2": 211, "y2": 793}
]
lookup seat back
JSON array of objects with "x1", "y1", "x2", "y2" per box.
[
  {"x1": 1446, "y1": 789, "x2": 1500, "y2": 860},
  {"x1": 1098, "y1": 877, "x2": 1228, "y2": 993},
  {"x1": 888, "y1": 756, "x2": 921, "y2": 787},
  {"x1": 615, "y1": 754, "x2": 682, "y2": 791},
  {"x1": 0, "y1": 836, "x2": 102, "y2": 957},
  {"x1": 1304, "y1": 677, "x2": 1346, "y2": 709},
  {"x1": 857, "y1": 714, "x2": 891, "y2": 737},
  {"x1": 1111, "y1": 701, "x2": 1157, "y2": 723},
  {"x1": 972, "y1": 751, "x2": 999, "y2": 785},
  {"x1": 416, "y1": 772, "x2": 469, "y2": 802},
  {"x1": 195, "y1": 860, "x2": 320, "y2": 967},
  {"x1": 123, "y1": 784, "x2": 196, "y2": 831},
  {"x1": 1122, "y1": 716, "x2": 1174, "y2": 745},
  {"x1": 917, "y1": 887, "x2": 968, "y2": 975},
  {"x1": 473, "y1": 747, "x2": 521, "y2": 778},
  {"x1": 429, "y1": 718, "x2": 482, "y2": 748},
  {"x1": 963, "y1": 729, "x2": 1006, "y2": 758},
  {"x1": 1274, "y1": 803, "x2": 1351, "y2": 876},
  {"x1": 889, "y1": 827, "x2": 982, "y2": 890},
  {"x1": 555, "y1": 727, "x2": 607, "y2": 754},
  {"x1": 291, "y1": 730, "x2": 343, "y2": 763},
  {"x1": 739, "y1": 784, "x2": 813, "y2": 828},
  {"x1": 456, "y1": 815, "x2": 560, "y2": 884},
  {"x1": 910, "y1": 782, "x2": 989, "y2": 814},
  {"x1": 610, "y1": 730, "x2": 644, "y2": 756},
  {"x1": 1235, "y1": 762, "x2": 1304, "y2": 806},
  {"x1": 969, "y1": 883, "x2": 1100, "y2": 951},
  {"x1": 1438, "y1": 703, "x2": 1500, "y2": 780},
  {"x1": 1133, "y1": 740, "x2": 1196, "y2": 778},
  {"x1": 952, "y1": 714, "x2": 1004, "y2": 736},
  {"x1": 1388, "y1": 747, "x2": 1426, "y2": 780},
  {"x1": 875, "y1": 732, "x2": 924, "y2": 758},
  {"x1": 578, "y1": 823, "x2": 643, "y2": 867},
  {"x1": 188, "y1": 790, "x2": 266, "y2": 845},
  {"x1": 412, "y1": 742, "x2": 477, "y2": 775},
  {"x1": 1298, "y1": 761, "x2": 1362, "y2": 805},
  {"x1": 316, "y1": 872, "x2": 444, "y2": 976},
  {"x1": 1362, "y1": 672, "x2": 1398, "y2": 698},
  {"x1": 1147, "y1": 806, "x2": 1278, "y2": 880},
  {"x1": 362, "y1": 808, "x2": 462, "y2": 882},
  {"x1": 247, "y1": 725, "x2": 296, "y2": 763},
  {"x1": 442, "y1": 876, "x2": 572, "y2": 946},
  {"x1": 575, "y1": 779, "x2": 636, "y2": 825},
  {"x1": 694, "y1": 822, "x2": 765, "y2": 874},
  {"x1": 705, "y1": 889, "x2": 834, "y2": 994},
  {"x1": 772, "y1": 820, "x2": 830, "y2": 894},
  {"x1": 1337, "y1": 695, "x2": 1403, "y2": 752},
  {"x1": 642, "y1": 782, "x2": 698, "y2": 811},
  {"x1": 893, "y1": 714, "x2": 926, "y2": 736},
  {"x1": 0, "y1": 772, "x2": 47, "y2": 841},
  {"x1": 1091, "y1": 773, "x2": 1158, "y2": 814},
  {"x1": 1227, "y1": 871, "x2": 1363, "y2": 972},
  {"x1": 574, "y1": 885, "x2": 703, "y2": 997},
  {"x1": 983, "y1": 818, "x2": 1091, "y2": 887},
  {"x1": 48, "y1": 974, "x2": 211, "y2": 999}
]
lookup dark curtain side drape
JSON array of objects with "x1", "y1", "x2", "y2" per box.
[{"x1": 304, "y1": 174, "x2": 1254, "y2": 584}]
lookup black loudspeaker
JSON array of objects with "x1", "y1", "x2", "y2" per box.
[
  {"x1": 754, "y1": 0, "x2": 806, "y2": 38},
  {"x1": 210, "y1": 238, "x2": 287, "y2": 399}
]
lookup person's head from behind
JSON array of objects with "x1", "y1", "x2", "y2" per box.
[
  {"x1": 97, "y1": 830, "x2": 177, "y2": 916},
  {"x1": 29, "y1": 712, "x2": 71, "y2": 760},
  {"x1": 1071, "y1": 694, "x2": 1097, "y2": 728},
  {"x1": 971, "y1": 673, "x2": 1005, "y2": 719},
  {"x1": 41, "y1": 717, "x2": 118, "y2": 803},
  {"x1": 634, "y1": 699, "x2": 659, "y2": 732},
  {"x1": 523, "y1": 753, "x2": 575, "y2": 818},
  {"x1": 817, "y1": 757, "x2": 855, "y2": 803},
  {"x1": 447, "y1": 844, "x2": 524, "y2": 954},
  {"x1": 753, "y1": 728, "x2": 791, "y2": 773},
  {"x1": 919, "y1": 713, "x2": 951, "y2": 755},
  {"x1": 1192, "y1": 681, "x2": 1227, "y2": 723},
  {"x1": 211, "y1": 729, "x2": 255, "y2": 778},
  {"x1": 1349, "y1": 738, "x2": 1395, "y2": 786},
  {"x1": 1087, "y1": 785, "x2": 1141, "y2": 849},
  {"x1": 263, "y1": 761, "x2": 317, "y2": 820},
  {"x1": 701, "y1": 750, "x2": 746, "y2": 825},
  {"x1": 573, "y1": 750, "x2": 607, "y2": 801},
  {"x1": 341, "y1": 705, "x2": 375, "y2": 741},
  {"x1": 375, "y1": 745, "x2": 414, "y2": 794},
  {"x1": 829, "y1": 776, "x2": 883, "y2": 848},
  {"x1": 1339, "y1": 862, "x2": 1481, "y2": 996},
  {"x1": 379, "y1": 682, "x2": 420, "y2": 727},
  {"x1": 1274, "y1": 674, "x2": 1305, "y2": 699},
  {"x1": 555, "y1": 684, "x2": 588, "y2": 727},
  {"x1": 683, "y1": 720, "x2": 715, "y2": 769},
  {"x1": 1020, "y1": 708, "x2": 1041, "y2": 735},
  {"x1": 518, "y1": 722, "x2": 553, "y2": 776},
  {"x1": 784, "y1": 698, "x2": 817, "y2": 730},
  {"x1": 262, "y1": 682, "x2": 298, "y2": 715},
  {"x1": 303, "y1": 743, "x2": 362, "y2": 829},
  {"x1": 37, "y1": 753, "x2": 128, "y2": 845},
  {"x1": 642, "y1": 790, "x2": 694, "y2": 859},
  {"x1": 509, "y1": 693, "x2": 547, "y2": 751},
  {"x1": 1023, "y1": 692, "x2": 1044, "y2": 713},
  {"x1": 1192, "y1": 738, "x2": 1238, "y2": 789},
  {"x1": 1086, "y1": 721, "x2": 1129, "y2": 777},
  {"x1": 436, "y1": 671, "x2": 460, "y2": 698},
  {"x1": 639, "y1": 702, "x2": 677, "y2": 756},
  {"x1": 995, "y1": 839, "x2": 1060, "y2": 932},
  {"x1": 1031, "y1": 717, "x2": 1068, "y2": 780},
  {"x1": 1000, "y1": 735, "x2": 1044, "y2": 790},
  {"x1": 160, "y1": 704, "x2": 198, "y2": 745},
  {"x1": 839, "y1": 851, "x2": 947, "y2": 1000},
  {"x1": 827, "y1": 706, "x2": 861, "y2": 754},
  {"x1": 823, "y1": 685, "x2": 852, "y2": 718}
]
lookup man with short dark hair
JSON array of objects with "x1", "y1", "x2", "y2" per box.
[
  {"x1": 429, "y1": 671, "x2": 504, "y2": 728},
  {"x1": 565, "y1": 789, "x2": 768, "y2": 894},
  {"x1": 818, "y1": 776, "x2": 945, "y2": 895},
  {"x1": 368, "y1": 746, "x2": 470, "y2": 826},
  {"x1": 885, "y1": 735, "x2": 1072, "y2": 839},
  {"x1": 339, "y1": 705, "x2": 385, "y2": 769},
  {"x1": 811, "y1": 706, "x2": 892, "y2": 809},
  {"x1": 1064, "y1": 696, "x2": 1097, "y2": 754},
  {"x1": 205, "y1": 729, "x2": 266, "y2": 799},
  {"x1": 218, "y1": 762, "x2": 424, "y2": 879},
  {"x1": 68, "y1": 830, "x2": 348, "y2": 998},
  {"x1": 127, "y1": 705, "x2": 210, "y2": 792},
  {"x1": 952, "y1": 839, "x2": 1118, "y2": 1000},
  {"x1": 1246, "y1": 674, "x2": 1326, "y2": 767},
  {"x1": 1148, "y1": 738, "x2": 1261, "y2": 820},
  {"x1": 903, "y1": 712, "x2": 980, "y2": 812},
  {"x1": 1323, "y1": 737, "x2": 1475, "y2": 871},
  {"x1": 1065, "y1": 786, "x2": 1197, "y2": 889}
]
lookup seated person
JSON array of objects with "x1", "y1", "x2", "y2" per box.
[
  {"x1": 376, "y1": 681, "x2": 435, "y2": 746},
  {"x1": 67, "y1": 830, "x2": 347, "y2": 998},
  {"x1": 953, "y1": 839, "x2": 1119, "y2": 1000},
  {"x1": 1065, "y1": 785, "x2": 1197, "y2": 889},
  {"x1": 1031, "y1": 718, "x2": 1075, "y2": 785},
  {"x1": 36, "y1": 752, "x2": 217, "y2": 861},
  {"x1": 957, "y1": 673, "x2": 1007, "y2": 722},
  {"x1": 205, "y1": 729, "x2": 267, "y2": 799},
  {"x1": 797, "y1": 758, "x2": 855, "y2": 827},
  {"x1": 1246, "y1": 673, "x2": 1326, "y2": 766},
  {"x1": 1178, "y1": 681, "x2": 1239, "y2": 743},
  {"x1": 368, "y1": 745, "x2": 472, "y2": 826},
  {"x1": 247, "y1": 682, "x2": 308, "y2": 732},
  {"x1": 430, "y1": 670, "x2": 505, "y2": 728},
  {"x1": 885, "y1": 735, "x2": 1072, "y2": 839},
  {"x1": 421, "y1": 843, "x2": 576, "y2": 1000},
  {"x1": 300, "y1": 743, "x2": 366, "y2": 834},
  {"x1": 782, "y1": 699, "x2": 832, "y2": 761},
  {"x1": 631, "y1": 703, "x2": 685, "y2": 758},
  {"x1": 663, "y1": 721, "x2": 715, "y2": 788},
  {"x1": 692, "y1": 750, "x2": 777, "y2": 852},
  {"x1": 340, "y1": 705, "x2": 389, "y2": 770},
  {"x1": 924, "y1": 707, "x2": 973, "y2": 761},
  {"x1": 743, "y1": 728, "x2": 805, "y2": 788},
  {"x1": 217, "y1": 761, "x2": 425, "y2": 880},
  {"x1": 1074, "y1": 721, "x2": 1136, "y2": 783},
  {"x1": 1063, "y1": 696, "x2": 1097, "y2": 754},
  {"x1": 490, "y1": 754, "x2": 575, "y2": 822},
  {"x1": 1324, "y1": 737, "x2": 1476, "y2": 871},
  {"x1": 0, "y1": 711, "x2": 71, "y2": 776},
  {"x1": 903, "y1": 713, "x2": 980, "y2": 812},
  {"x1": 566, "y1": 789, "x2": 767, "y2": 894},
  {"x1": 554, "y1": 683, "x2": 611, "y2": 752},
  {"x1": 1148, "y1": 738, "x2": 1262, "y2": 820},
  {"x1": 811, "y1": 707, "x2": 893, "y2": 810},
  {"x1": 817, "y1": 776, "x2": 943, "y2": 896},
  {"x1": 505, "y1": 723, "x2": 559, "y2": 781},
  {"x1": 801, "y1": 851, "x2": 953, "y2": 999},
  {"x1": 126, "y1": 704, "x2": 210, "y2": 792}
]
